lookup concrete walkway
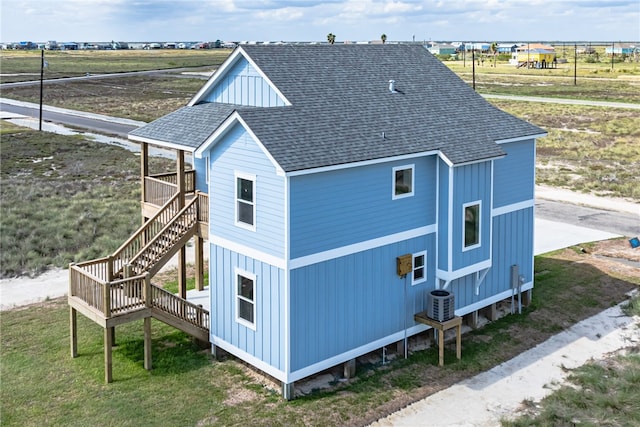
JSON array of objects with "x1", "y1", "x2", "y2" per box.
[{"x1": 372, "y1": 300, "x2": 639, "y2": 427}]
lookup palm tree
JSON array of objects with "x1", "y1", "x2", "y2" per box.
[
  {"x1": 490, "y1": 42, "x2": 498, "y2": 67},
  {"x1": 381, "y1": 34, "x2": 387, "y2": 44},
  {"x1": 327, "y1": 33, "x2": 336, "y2": 45}
]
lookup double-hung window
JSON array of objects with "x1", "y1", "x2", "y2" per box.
[
  {"x1": 235, "y1": 269, "x2": 256, "y2": 329},
  {"x1": 412, "y1": 251, "x2": 427, "y2": 285},
  {"x1": 463, "y1": 201, "x2": 481, "y2": 250},
  {"x1": 392, "y1": 165, "x2": 414, "y2": 199},
  {"x1": 235, "y1": 172, "x2": 256, "y2": 231}
]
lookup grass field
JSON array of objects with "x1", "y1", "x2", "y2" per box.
[{"x1": 0, "y1": 122, "x2": 174, "y2": 277}]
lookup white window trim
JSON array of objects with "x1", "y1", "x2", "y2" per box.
[
  {"x1": 235, "y1": 268, "x2": 257, "y2": 330},
  {"x1": 234, "y1": 171, "x2": 256, "y2": 231},
  {"x1": 412, "y1": 250, "x2": 427, "y2": 286},
  {"x1": 392, "y1": 164, "x2": 415, "y2": 200},
  {"x1": 462, "y1": 200, "x2": 482, "y2": 251}
]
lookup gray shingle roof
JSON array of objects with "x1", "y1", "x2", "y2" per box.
[{"x1": 130, "y1": 44, "x2": 544, "y2": 171}]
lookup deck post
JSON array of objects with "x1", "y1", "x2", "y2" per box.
[
  {"x1": 140, "y1": 142, "x2": 149, "y2": 208},
  {"x1": 195, "y1": 236, "x2": 204, "y2": 291},
  {"x1": 176, "y1": 149, "x2": 187, "y2": 300},
  {"x1": 70, "y1": 307, "x2": 78, "y2": 358},
  {"x1": 103, "y1": 282, "x2": 111, "y2": 318},
  {"x1": 144, "y1": 317, "x2": 152, "y2": 370},
  {"x1": 104, "y1": 327, "x2": 113, "y2": 383},
  {"x1": 521, "y1": 289, "x2": 532, "y2": 307},
  {"x1": 343, "y1": 359, "x2": 356, "y2": 379}
]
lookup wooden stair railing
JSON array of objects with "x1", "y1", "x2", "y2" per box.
[
  {"x1": 111, "y1": 193, "x2": 183, "y2": 279},
  {"x1": 124, "y1": 197, "x2": 199, "y2": 277}
]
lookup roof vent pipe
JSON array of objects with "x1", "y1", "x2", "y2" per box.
[{"x1": 388, "y1": 79, "x2": 396, "y2": 93}]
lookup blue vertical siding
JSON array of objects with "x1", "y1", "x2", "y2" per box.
[
  {"x1": 208, "y1": 122, "x2": 285, "y2": 258},
  {"x1": 289, "y1": 234, "x2": 436, "y2": 371},
  {"x1": 203, "y1": 57, "x2": 286, "y2": 107},
  {"x1": 437, "y1": 158, "x2": 450, "y2": 272},
  {"x1": 193, "y1": 155, "x2": 208, "y2": 193},
  {"x1": 493, "y1": 139, "x2": 535, "y2": 208},
  {"x1": 290, "y1": 156, "x2": 437, "y2": 258},
  {"x1": 446, "y1": 206, "x2": 534, "y2": 310},
  {"x1": 210, "y1": 244, "x2": 286, "y2": 370},
  {"x1": 452, "y1": 162, "x2": 492, "y2": 270}
]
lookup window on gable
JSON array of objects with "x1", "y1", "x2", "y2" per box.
[
  {"x1": 393, "y1": 165, "x2": 414, "y2": 199},
  {"x1": 236, "y1": 269, "x2": 256, "y2": 329},
  {"x1": 464, "y1": 202, "x2": 481, "y2": 249},
  {"x1": 412, "y1": 251, "x2": 427, "y2": 285},
  {"x1": 235, "y1": 172, "x2": 255, "y2": 230}
]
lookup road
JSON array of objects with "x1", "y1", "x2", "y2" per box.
[
  {"x1": 0, "y1": 67, "x2": 210, "y2": 89},
  {"x1": 0, "y1": 98, "x2": 144, "y2": 137},
  {"x1": 536, "y1": 199, "x2": 638, "y2": 238}
]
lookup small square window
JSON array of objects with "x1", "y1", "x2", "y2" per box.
[
  {"x1": 393, "y1": 165, "x2": 414, "y2": 199},
  {"x1": 464, "y1": 202, "x2": 480, "y2": 249},
  {"x1": 412, "y1": 251, "x2": 427, "y2": 285}
]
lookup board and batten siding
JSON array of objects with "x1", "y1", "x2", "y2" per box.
[
  {"x1": 437, "y1": 157, "x2": 450, "y2": 272},
  {"x1": 209, "y1": 244, "x2": 286, "y2": 372},
  {"x1": 193, "y1": 155, "x2": 208, "y2": 193},
  {"x1": 202, "y1": 57, "x2": 286, "y2": 107},
  {"x1": 208, "y1": 123, "x2": 285, "y2": 259},
  {"x1": 289, "y1": 156, "x2": 437, "y2": 258},
  {"x1": 452, "y1": 161, "x2": 492, "y2": 270},
  {"x1": 446, "y1": 206, "x2": 534, "y2": 312},
  {"x1": 493, "y1": 139, "x2": 535, "y2": 208},
  {"x1": 288, "y1": 233, "x2": 435, "y2": 373}
]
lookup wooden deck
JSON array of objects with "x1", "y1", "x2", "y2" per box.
[{"x1": 69, "y1": 185, "x2": 210, "y2": 382}]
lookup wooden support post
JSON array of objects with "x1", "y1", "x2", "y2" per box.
[
  {"x1": 140, "y1": 141, "x2": 149, "y2": 212},
  {"x1": 144, "y1": 317, "x2": 152, "y2": 370},
  {"x1": 482, "y1": 303, "x2": 498, "y2": 321},
  {"x1": 343, "y1": 359, "x2": 356, "y2": 379},
  {"x1": 104, "y1": 327, "x2": 113, "y2": 383},
  {"x1": 521, "y1": 289, "x2": 532, "y2": 307},
  {"x1": 464, "y1": 311, "x2": 479, "y2": 329},
  {"x1": 178, "y1": 247, "x2": 187, "y2": 300},
  {"x1": 414, "y1": 314, "x2": 462, "y2": 367},
  {"x1": 70, "y1": 307, "x2": 78, "y2": 358},
  {"x1": 195, "y1": 236, "x2": 204, "y2": 291},
  {"x1": 396, "y1": 339, "x2": 405, "y2": 356},
  {"x1": 110, "y1": 327, "x2": 116, "y2": 347},
  {"x1": 176, "y1": 149, "x2": 185, "y2": 208},
  {"x1": 282, "y1": 382, "x2": 295, "y2": 401}
]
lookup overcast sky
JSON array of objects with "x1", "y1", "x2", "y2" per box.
[{"x1": 1, "y1": 0, "x2": 639, "y2": 43}]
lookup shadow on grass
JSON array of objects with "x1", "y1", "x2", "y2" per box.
[{"x1": 113, "y1": 328, "x2": 211, "y2": 377}]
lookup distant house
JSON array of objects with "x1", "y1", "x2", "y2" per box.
[
  {"x1": 428, "y1": 43, "x2": 457, "y2": 56},
  {"x1": 70, "y1": 45, "x2": 545, "y2": 398},
  {"x1": 606, "y1": 44, "x2": 638, "y2": 56},
  {"x1": 497, "y1": 43, "x2": 518, "y2": 53},
  {"x1": 514, "y1": 44, "x2": 556, "y2": 68}
]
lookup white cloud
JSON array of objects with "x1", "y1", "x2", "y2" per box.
[{"x1": 1, "y1": 0, "x2": 638, "y2": 43}]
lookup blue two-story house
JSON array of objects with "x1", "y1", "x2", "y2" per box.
[{"x1": 129, "y1": 44, "x2": 545, "y2": 397}]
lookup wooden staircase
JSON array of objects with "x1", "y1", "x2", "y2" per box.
[{"x1": 68, "y1": 191, "x2": 210, "y2": 382}]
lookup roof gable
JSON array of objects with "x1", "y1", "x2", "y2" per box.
[{"x1": 189, "y1": 47, "x2": 290, "y2": 107}]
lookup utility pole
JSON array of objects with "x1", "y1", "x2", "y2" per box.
[
  {"x1": 611, "y1": 41, "x2": 615, "y2": 70},
  {"x1": 472, "y1": 48, "x2": 476, "y2": 90},
  {"x1": 574, "y1": 44, "x2": 577, "y2": 86},
  {"x1": 39, "y1": 49, "x2": 44, "y2": 131}
]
